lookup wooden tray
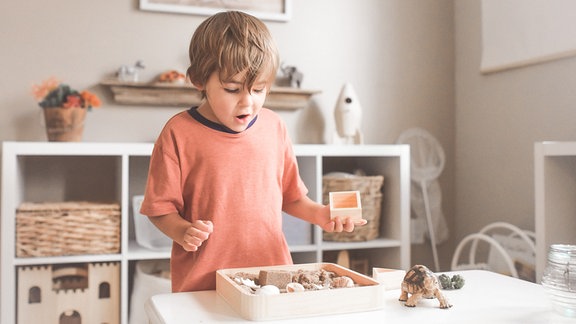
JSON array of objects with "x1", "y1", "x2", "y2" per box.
[{"x1": 216, "y1": 263, "x2": 385, "y2": 321}]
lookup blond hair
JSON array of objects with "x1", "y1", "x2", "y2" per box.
[{"x1": 187, "y1": 11, "x2": 279, "y2": 96}]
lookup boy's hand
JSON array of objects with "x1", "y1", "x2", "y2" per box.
[
  {"x1": 325, "y1": 216, "x2": 368, "y2": 232},
  {"x1": 317, "y1": 205, "x2": 368, "y2": 233},
  {"x1": 181, "y1": 220, "x2": 213, "y2": 252}
]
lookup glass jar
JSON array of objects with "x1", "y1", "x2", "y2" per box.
[{"x1": 542, "y1": 244, "x2": 576, "y2": 317}]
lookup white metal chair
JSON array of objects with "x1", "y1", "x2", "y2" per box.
[{"x1": 451, "y1": 222, "x2": 536, "y2": 279}]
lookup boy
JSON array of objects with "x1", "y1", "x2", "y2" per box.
[{"x1": 140, "y1": 11, "x2": 366, "y2": 292}]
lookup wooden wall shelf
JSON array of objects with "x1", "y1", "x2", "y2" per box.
[{"x1": 100, "y1": 79, "x2": 320, "y2": 110}]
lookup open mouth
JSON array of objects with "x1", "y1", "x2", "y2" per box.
[{"x1": 236, "y1": 114, "x2": 250, "y2": 120}]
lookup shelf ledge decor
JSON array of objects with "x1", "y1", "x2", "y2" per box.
[{"x1": 100, "y1": 79, "x2": 320, "y2": 111}]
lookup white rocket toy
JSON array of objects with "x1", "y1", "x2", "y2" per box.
[{"x1": 333, "y1": 83, "x2": 364, "y2": 144}]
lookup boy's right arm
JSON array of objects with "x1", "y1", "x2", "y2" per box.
[{"x1": 148, "y1": 213, "x2": 213, "y2": 252}]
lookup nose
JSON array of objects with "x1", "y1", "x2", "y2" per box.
[{"x1": 238, "y1": 89, "x2": 254, "y2": 107}]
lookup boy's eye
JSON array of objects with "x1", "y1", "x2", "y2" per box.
[{"x1": 224, "y1": 87, "x2": 265, "y2": 94}]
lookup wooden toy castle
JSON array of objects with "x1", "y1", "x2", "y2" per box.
[{"x1": 17, "y1": 262, "x2": 120, "y2": 324}]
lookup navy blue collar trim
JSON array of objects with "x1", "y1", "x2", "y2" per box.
[{"x1": 187, "y1": 107, "x2": 257, "y2": 134}]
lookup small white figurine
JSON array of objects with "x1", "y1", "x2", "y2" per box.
[
  {"x1": 117, "y1": 60, "x2": 145, "y2": 82},
  {"x1": 279, "y1": 64, "x2": 303, "y2": 88},
  {"x1": 333, "y1": 83, "x2": 363, "y2": 144}
]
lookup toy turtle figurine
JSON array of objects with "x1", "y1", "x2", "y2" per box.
[{"x1": 399, "y1": 265, "x2": 452, "y2": 309}]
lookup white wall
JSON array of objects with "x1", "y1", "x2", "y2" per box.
[
  {"x1": 0, "y1": 0, "x2": 455, "y2": 268},
  {"x1": 455, "y1": 1, "x2": 576, "y2": 244}
]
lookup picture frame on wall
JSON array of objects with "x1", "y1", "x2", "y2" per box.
[{"x1": 139, "y1": 0, "x2": 291, "y2": 22}]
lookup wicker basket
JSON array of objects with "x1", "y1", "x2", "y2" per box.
[
  {"x1": 322, "y1": 175, "x2": 384, "y2": 242},
  {"x1": 16, "y1": 201, "x2": 121, "y2": 257}
]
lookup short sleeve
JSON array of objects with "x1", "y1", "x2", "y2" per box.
[{"x1": 140, "y1": 134, "x2": 184, "y2": 217}]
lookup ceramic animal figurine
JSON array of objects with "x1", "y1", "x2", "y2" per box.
[
  {"x1": 399, "y1": 265, "x2": 452, "y2": 309},
  {"x1": 279, "y1": 64, "x2": 303, "y2": 88},
  {"x1": 117, "y1": 60, "x2": 145, "y2": 82}
]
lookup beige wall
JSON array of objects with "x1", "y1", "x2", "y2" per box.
[
  {"x1": 455, "y1": 1, "x2": 576, "y2": 244},
  {"x1": 0, "y1": 1, "x2": 455, "y2": 268}
]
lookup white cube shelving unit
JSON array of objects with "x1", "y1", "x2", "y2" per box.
[
  {"x1": 534, "y1": 141, "x2": 576, "y2": 282},
  {"x1": 1, "y1": 142, "x2": 410, "y2": 323}
]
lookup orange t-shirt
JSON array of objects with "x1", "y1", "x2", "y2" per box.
[{"x1": 140, "y1": 108, "x2": 308, "y2": 291}]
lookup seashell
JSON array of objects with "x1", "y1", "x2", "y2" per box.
[
  {"x1": 255, "y1": 285, "x2": 281, "y2": 295},
  {"x1": 311, "y1": 283, "x2": 329, "y2": 290},
  {"x1": 239, "y1": 285, "x2": 254, "y2": 294},
  {"x1": 285, "y1": 282, "x2": 305, "y2": 293},
  {"x1": 238, "y1": 278, "x2": 260, "y2": 289},
  {"x1": 332, "y1": 276, "x2": 355, "y2": 288}
]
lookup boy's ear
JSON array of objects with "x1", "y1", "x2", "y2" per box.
[{"x1": 191, "y1": 81, "x2": 204, "y2": 90}]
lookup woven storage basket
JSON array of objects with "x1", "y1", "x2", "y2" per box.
[
  {"x1": 322, "y1": 175, "x2": 384, "y2": 242},
  {"x1": 16, "y1": 201, "x2": 121, "y2": 257}
]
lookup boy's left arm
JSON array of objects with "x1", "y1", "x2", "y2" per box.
[{"x1": 283, "y1": 195, "x2": 367, "y2": 233}]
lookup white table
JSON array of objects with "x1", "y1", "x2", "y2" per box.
[{"x1": 145, "y1": 270, "x2": 576, "y2": 323}]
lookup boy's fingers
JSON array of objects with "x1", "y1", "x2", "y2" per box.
[
  {"x1": 324, "y1": 221, "x2": 336, "y2": 232},
  {"x1": 198, "y1": 220, "x2": 214, "y2": 232},
  {"x1": 335, "y1": 217, "x2": 366, "y2": 232},
  {"x1": 333, "y1": 218, "x2": 344, "y2": 232},
  {"x1": 343, "y1": 219, "x2": 355, "y2": 232}
]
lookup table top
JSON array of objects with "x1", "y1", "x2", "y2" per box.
[{"x1": 145, "y1": 270, "x2": 576, "y2": 323}]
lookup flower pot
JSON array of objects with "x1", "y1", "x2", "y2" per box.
[{"x1": 43, "y1": 107, "x2": 87, "y2": 142}]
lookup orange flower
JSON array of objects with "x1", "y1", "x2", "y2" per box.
[
  {"x1": 31, "y1": 77, "x2": 60, "y2": 101},
  {"x1": 32, "y1": 77, "x2": 102, "y2": 109},
  {"x1": 81, "y1": 91, "x2": 101, "y2": 108},
  {"x1": 62, "y1": 95, "x2": 82, "y2": 108}
]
